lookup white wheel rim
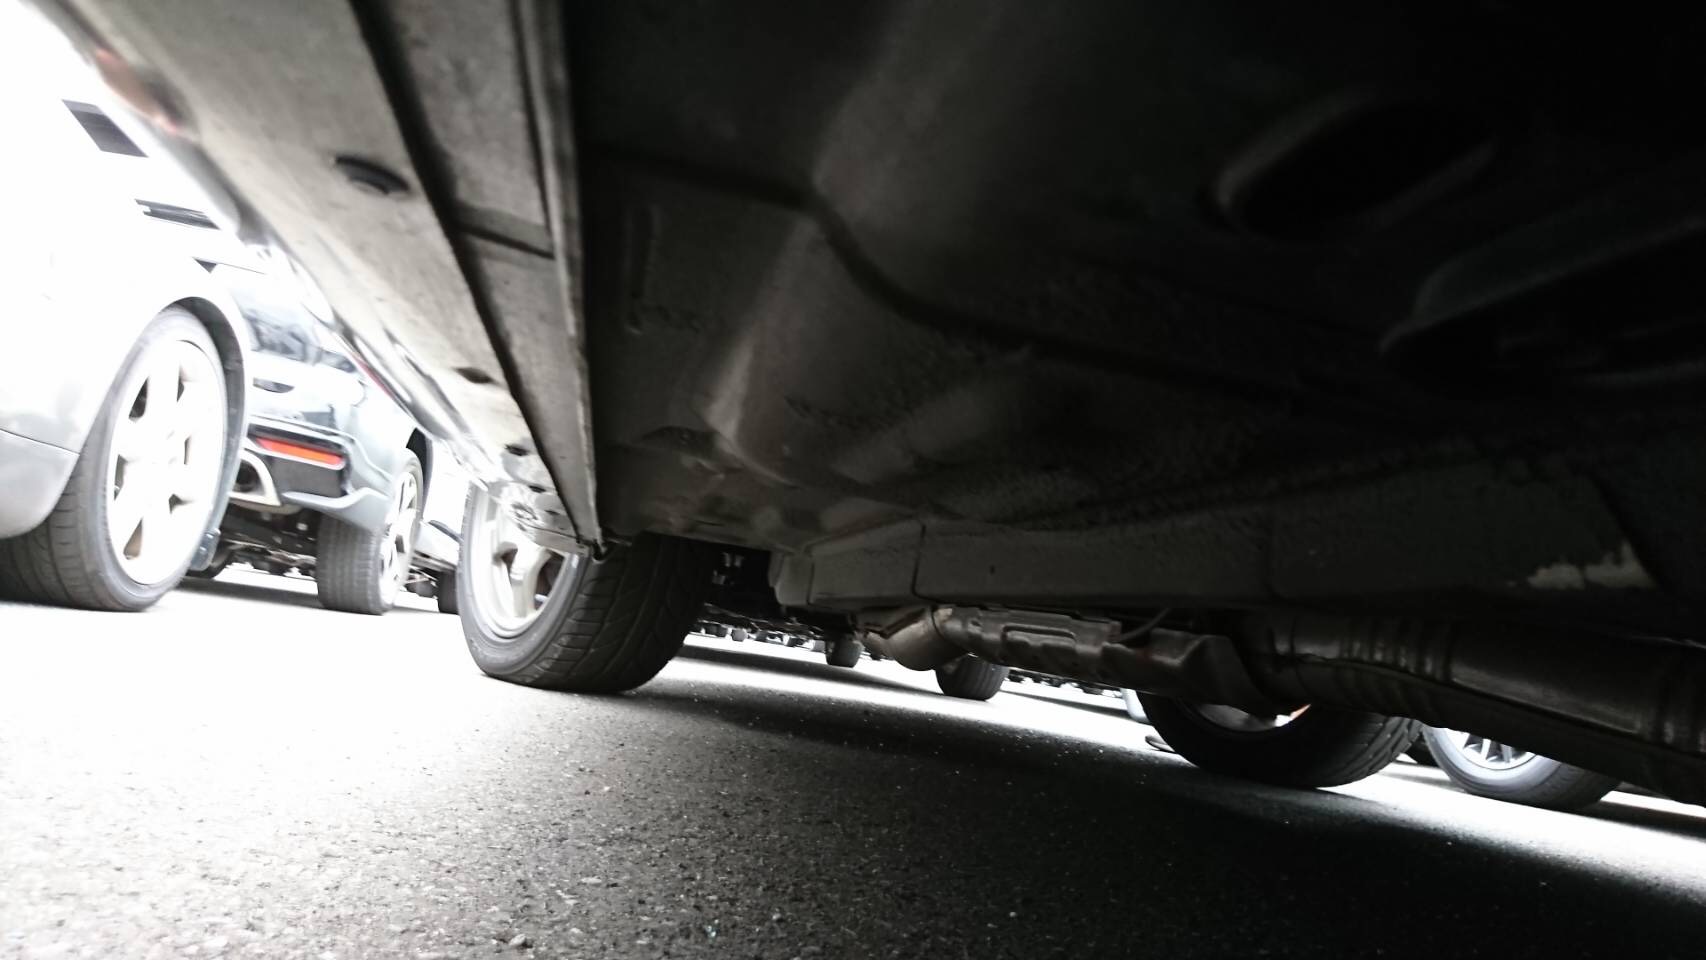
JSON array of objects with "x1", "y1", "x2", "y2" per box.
[
  {"x1": 467, "y1": 494, "x2": 579, "y2": 638},
  {"x1": 379, "y1": 468, "x2": 420, "y2": 605},
  {"x1": 1442, "y1": 729, "x2": 1536, "y2": 771},
  {"x1": 104, "y1": 337, "x2": 226, "y2": 586}
]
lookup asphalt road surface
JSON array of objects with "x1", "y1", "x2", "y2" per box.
[{"x1": 4, "y1": 570, "x2": 1704, "y2": 959}]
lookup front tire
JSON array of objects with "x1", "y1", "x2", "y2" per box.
[
  {"x1": 0, "y1": 308, "x2": 228, "y2": 611},
  {"x1": 1420, "y1": 726, "x2": 1618, "y2": 810},
  {"x1": 935, "y1": 656, "x2": 1009, "y2": 700},
  {"x1": 1138, "y1": 694, "x2": 1419, "y2": 788},
  {"x1": 316, "y1": 451, "x2": 422, "y2": 615},
  {"x1": 459, "y1": 491, "x2": 712, "y2": 692}
]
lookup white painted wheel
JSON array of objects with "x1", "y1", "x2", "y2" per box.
[
  {"x1": 0, "y1": 308, "x2": 231, "y2": 611},
  {"x1": 377, "y1": 467, "x2": 420, "y2": 606},
  {"x1": 1420, "y1": 726, "x2": 1619, "y2": 810},
  {"x1": 104, "y1": 335, "x2": 227, "y2": 586},
  {"x1": 465, "y1": 493, "x2": 578, "y2": 638},
  {"x1": 1434, "y1": 729, "x2": 1536, "y2": 771},
  {"x1": 457, "y1": 487, "x2": 714, "y2": 692}
]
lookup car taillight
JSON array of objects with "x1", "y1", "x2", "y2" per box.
[{"x1": 255, "y1": 436, "x2": 346, "y2": 469}]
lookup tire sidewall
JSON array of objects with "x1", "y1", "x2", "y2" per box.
[
  {"x1": 380, "y1": 453, "x2": 425, "y2": 608},
  {"x1": 1139, "y1": 693, "x2": 1417, "y2": 788},
  {"x1": 77, "y1": 309, "x2": 227, "y2": 608},
  {"x1": 1142, "y1": 696, "x2": 1318, "y2": 766}
]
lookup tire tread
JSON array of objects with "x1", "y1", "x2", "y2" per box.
[
  {"x1": 473, "y1": 534, "x2": 711, "y2": 693},
  {"x1": 315, "y1": 452, "x2": 420, "y2": 615},
  {"x1": 315, "y1": 516, "x2": 386, "y2": 614}
]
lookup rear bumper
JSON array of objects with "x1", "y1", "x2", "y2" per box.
[
  {"x1": 0, "y1": 428, "x2": 76, "y2": 539},
  {"x1": 230, "y1": 416, "x2": 392, "y2": 534}
]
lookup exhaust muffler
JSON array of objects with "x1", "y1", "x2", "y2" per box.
[{"x1": 864, "y1": 605, "x2": 1706, "y2": 803}]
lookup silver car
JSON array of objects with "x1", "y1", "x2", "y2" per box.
[{"x1": 0, "y1": 20, "x2": 248, "y2": 611}]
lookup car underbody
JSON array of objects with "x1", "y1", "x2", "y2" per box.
[{"x1": 54, "y1": 2, "x2": 1706, "y2": 800}]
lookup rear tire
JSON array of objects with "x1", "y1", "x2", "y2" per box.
[
  {"x1": 1420, "y1": 726, "x2": 1618, "y2": 810},
  {"x1": 935, "y1": 656, "x2": 1009, "y2": 700},
  {"x1": 0, "y1": 308, "x2": 228, "y2": 611},
  {"x1": 316, "y1": 452, "x2": 422, "y2": 615},
  {"x1": 459, "y1": 490, "x2": 712, "y2": 692},
  {"x1": 1138, "y1": 694, "x2": 1419, "y2": 788},
  {"x1": 825, "y1": 636, "x2": 863, "y2": 668}
]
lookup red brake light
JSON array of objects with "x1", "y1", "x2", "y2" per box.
[{"x1": 255, "y1": 436, "x2": 346, "y2": 468}]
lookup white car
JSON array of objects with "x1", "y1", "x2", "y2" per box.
[{"x1": 0, "y1": 14, "x2": 248, "y2": 611}]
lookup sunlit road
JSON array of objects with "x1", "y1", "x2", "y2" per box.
[{"x1": 4, "y1": 571, "x2": 1704, "y2": 959}]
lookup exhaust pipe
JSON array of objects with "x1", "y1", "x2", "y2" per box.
[
  {"x1": 864, "y1": 606, "x2": 1283, "y2": 713},
  {"x1": 865, "y1": 606, "x2": 1706, "y2": 803},
  {"x1": 1244, "y1": 615, "x2": 1706, "y2": 805},
  {"x1": 229, "y1": 447, "x2": 281, "y2": 507}
]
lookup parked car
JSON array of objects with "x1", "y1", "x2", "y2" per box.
[
  {"x1": 0, "y1": 49, "x2": 247, "y2": 612},
  {"x1": 8, "y1": 72, "x2": 456, "y2": 618},
  {"x1": 197, "y1": 261, "x2": 446, "y2": 615},
  {"x1": 75, "y1": 3, "x2": 1706, "y2": 804}
]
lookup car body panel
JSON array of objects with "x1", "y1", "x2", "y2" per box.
[
  {"x1": 0, "y1": 249, "x2": 247, "y2": 452},
  {"x1": 0, "y1": 47, "x2": 241, "y2": 454},
  {"x1": 238, "y1": 415, "x2": 397, "y2": 535},
  {"x1": 0, "y1": 429, "x2": 79, "y2": 540},
  {"x1": 212, "y1": 258, "x2": 421, "y2": 535},
  {"x1": 50, "y1": 0, "x2": 594, "y2": 547},
  {"x1": 0, "y1": 16, "x2": 248, "y2": 547}
]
